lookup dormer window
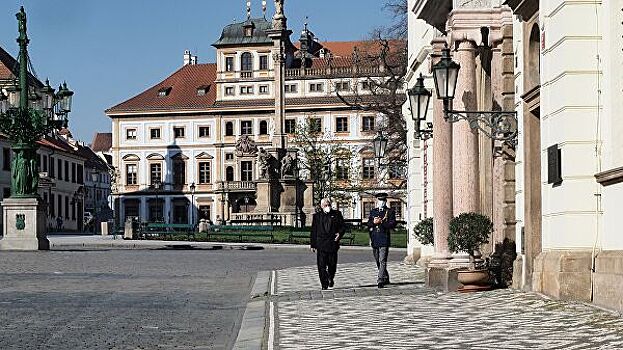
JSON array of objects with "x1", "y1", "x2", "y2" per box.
[
  {"x1": 197, "y1": 85, "x2": 211, "y2": 96},
  {"x1": 243, "y1": 22, "x2": 255, "y2": 37},
  {"x1": 157, "y1": 87, "x2": 172, "y2": 97}
]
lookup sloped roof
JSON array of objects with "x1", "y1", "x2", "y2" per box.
[
  {"x1": 91, "y1": 133, "x2": 112, "y2": 152},
  {"x1": 75, "y1": 143, "x2": 110, "y2": 171},
  {"x1": 106, "y1": 63, "x2": 217, "y2": 113},
  {"x1": 0, "y1": 45, "x2": 43, "y2": 88},
  {"x1": 213, "y1": 18, "x2": 274, "y2": 47}
]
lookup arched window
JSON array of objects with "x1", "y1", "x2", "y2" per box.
[
  {"x1": 241, "y1": 52, "x2": 253, "y2": 72},
  {"x1": 225, "y1": 122, "x2": 234, "y2": 136},
  {"x1": 259, "y1": 120, "x2": 268, "y2": 135},
  {"x1": 226, "y1": 166, "x2": 234, "y2": 181},
  {"x1": 527, "y1": 24, "x2": 540, "y2": 90}
]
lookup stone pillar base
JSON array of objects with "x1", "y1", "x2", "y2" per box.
[
  {"x1": 123, "y1": 219, "x2": 134, "y2": 240},
  {"x1": 425, "y1": 266, "x2": 461, "y2": 292},
  {"x1": 511, "y1": 255, "x2": 524, "y2": 290},
  {"x1": 593, "y1": 250, "x2": 623, "y2": 313},
  {"x1": 532, "y1": 250, "x2": 592, "y2": 302},
  {"x1": 255, "y1": 180, "x2": 274, "y2": 213},
  {"x1": 0, "y1": 197, "x2": 49, "y2": 251}
]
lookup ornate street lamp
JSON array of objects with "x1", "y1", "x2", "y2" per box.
[
  {"x1": 153, "y1": 179, "x2": 162, "y2": 222},
  {"x1": 407, "y1": 74, "x2": 433, "y2": 140},
  {"x1": 431, "y1": 46, "x2": 517, "y2": 144},
  {"x1": 373, "y1": 132, "x2": 388, "y2": 160},
  {"x1": 189, "y1": 182, "x2": 196, "y2": 226},
  {"x1": 91, "y1": 169, "x2": 99, "y2": 233},
  {"x1": 0, "y1": 7, "x2": 74, "y2": 199}
]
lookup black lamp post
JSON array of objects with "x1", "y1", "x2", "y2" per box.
[
  {"x1": 407, "y1": 74, "x2": 433, "y2": 140},
  {"x1": 373, "y1": 131, "x2": 388, "y2": 180},
  {"x1": 189, "y1": 182, "x2": 196, "y2": 226},
  {"x1": 373, "y1": 132, "x2": 388, "y2": 160},
  {"x1": 153, "y1": 179, "x2": 162, "y2": 222},
  {"x1": 91, "y1": 168, "x2": 99, "y2": 234},
  {"x1": 430, "y1": 46, "x2": 518, "y2": 144}
]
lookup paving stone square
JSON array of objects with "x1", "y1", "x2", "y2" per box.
[{"x1": 273, "y1": 262, "x2": 623, "y2": 350}]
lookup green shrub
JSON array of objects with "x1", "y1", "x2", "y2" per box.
[
  {"x1": 448, "y1": 212, "x2": 492, "y2": 259},
  {"x1": 412, "y1": 217, "x2": 434, "y2": 245}
]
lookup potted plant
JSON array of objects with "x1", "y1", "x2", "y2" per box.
[
  {"x1": 412, "y1": 217, "x2": 434, "y2": 246},
  {"x1": 448, "y1": 212, "x2": 493, "y2": 291}
]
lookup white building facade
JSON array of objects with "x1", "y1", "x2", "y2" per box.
[{"x1": 107, "y1": 16, "x2": 407, "y2": 227}]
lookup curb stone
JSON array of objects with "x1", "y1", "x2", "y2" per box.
[
  {"x1": 48, "y1": 237, "x2": 407, "y2": 252},
  {"x1": 232, "y1": 300, "x2": 267, "y2": 350},
  {"x1": 250, "y1": 271, "x2": 270, "y2": 299},
  {"x1": 232, "y1": 270, "x2": 272, "y2": 350}
]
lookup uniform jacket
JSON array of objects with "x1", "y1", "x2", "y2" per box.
[
  {"x1": 311, "y1": 209, "x2": 346, "y2": 252},
  {"x1": 367, "y1": 206, "x2": 397, "y2": 248}
]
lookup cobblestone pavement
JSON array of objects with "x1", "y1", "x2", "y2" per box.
[
  {"x1": 272, "y1": 262, "x2": 623, "y2": 350},
  {"x1": 0, "y1": 248, "x2": 380, "y2": 350}
]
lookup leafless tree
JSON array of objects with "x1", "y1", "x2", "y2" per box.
[
  {"x1": 292, "y1": 119, "x2": 361, "y2": 206},
  {"x1": 381, "y1": 0, "x2": 408, "y2": 39}
]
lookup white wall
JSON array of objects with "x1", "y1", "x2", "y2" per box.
[
  {"x1": 539, "y1": 0, "x2": 602, "y2": 250},
  {"x1": 406, "y1": 0, "x2": 436, "y2": 258}
]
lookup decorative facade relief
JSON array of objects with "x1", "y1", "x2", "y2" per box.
[{"x1": 454, "y1": 0, "x2": 493, "y2": 9}]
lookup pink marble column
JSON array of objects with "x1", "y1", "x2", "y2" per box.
[
  {"x1": 431, "y1": 38, "x2": 453, "y2": 263},
  {"x1": 491, "y1": 46, "x2": 505, "y2": 245},
  {"x1": 452, "y1": 40, "x2": 480, "y2": 216}
]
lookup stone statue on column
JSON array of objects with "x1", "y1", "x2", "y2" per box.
[
  {"x1": 281, "y1": 153, "x2": 295, "y2": 178},
  {"x1": 273, "y1": 0, "x2": 286, "y2": 30}
]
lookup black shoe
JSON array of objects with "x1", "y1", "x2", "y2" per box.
[
  {"x1": 329, "y1": 280, "x2": 334, "y2": 288},
  {"x1": 322, "y1": 285, "x2": 328, "y2": 290},
  {"x1": 378, "y1": 283, "x2": 384, "y2": 289}
]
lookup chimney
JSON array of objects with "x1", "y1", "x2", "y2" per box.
[
  {"x1": 190, "y1": 54, "x2": 198, "y2": 65},
  {"x1": 183, "y1": 50, "x2": 192, "y2": 66}
]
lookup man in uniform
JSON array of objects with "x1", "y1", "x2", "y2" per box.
[
  {"x1": 367, "y1": 193, "x2": 397, "y2": 288},
  {"x1": 311, "y1": 198, "x2": 346, "y2": 290}
]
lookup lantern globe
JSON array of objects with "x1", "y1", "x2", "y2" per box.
[{"x1": 432, "y1": 47, "x2": 460, "y2": 101}]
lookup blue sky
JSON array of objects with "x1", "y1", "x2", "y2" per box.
[{"x1": 0, "y1": 1, "x2": 395, "y2": 142}]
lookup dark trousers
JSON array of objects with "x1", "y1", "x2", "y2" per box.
[
  {"x1": 373, "y1": 246, "x2": 390, "y2": 284},
  {"x1": 316, "y1": 250, "x2": 338, "y2": 287}
]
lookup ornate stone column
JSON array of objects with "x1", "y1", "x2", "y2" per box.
[
  {"x1": 452, "y1": 39, "x2": 480, "y2": 215},
  {"x1": 491, "y1": 45, "x2": 506, "y2": 245},
  {"x1": 430, "y1": 38, "x2": 453, "y2": 265}
]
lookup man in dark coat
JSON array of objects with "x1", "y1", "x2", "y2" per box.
[
  {"x1": 367, "y1": 193, "x2": 397, "y2": 288},
  {"x1": 311, "y1": 198, "x2": 346, "y2": 290}
]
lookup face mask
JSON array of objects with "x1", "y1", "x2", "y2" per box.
[
  {"x1": 323, "y1": 206, "x2": 331, "y2": 213},
  {"x1": 377, "y1": 200, "x2": 386, "y2": 208}
]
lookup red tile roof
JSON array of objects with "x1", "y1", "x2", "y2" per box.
[
  {"x1": 106, "y1": 63, "x2": 217, "y2": 113},
  {"x1": 317, "y1": 41, "x2": 365, "y2": 57},
  {"x1": 0, "y1": 45, "x2": 43, "y2": 87},
  {"x1": 91, "y1": 133, "x2": 112, "y2": 153}
]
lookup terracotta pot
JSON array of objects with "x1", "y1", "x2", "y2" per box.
[{"x1": 457, "y1": 269, "x2": 490, "y2": 287}]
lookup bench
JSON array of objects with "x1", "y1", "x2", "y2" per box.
[
  {"x1": 207, "y1": 225, "x2": 274, "y2": 243},
  {"x1": 287, "y1": 229, "x2": 355, "y2": 246},
  {"x1": 228, "y1": 218, "x2": 283, "y2": 226},
  {"x1": 141, "y1": 223, "x2": 195, "y2": 241}
]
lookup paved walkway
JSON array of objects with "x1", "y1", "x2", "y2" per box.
[{"x1": 269, "y1": 262, "x2": 623, "y2": 349}]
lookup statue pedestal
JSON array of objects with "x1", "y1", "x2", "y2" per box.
[
  {"x1": 255, "y1": 180, "x2": 275, "y2": 213},
  {"x1": 0, "y1": 197, "x2": 49, "y2": 251}
]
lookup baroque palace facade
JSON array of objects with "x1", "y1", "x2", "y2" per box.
[
  {"x1": 406, "y1": 0, "x2": 623, "y2": 312},
  {"x1": 106, "y1": 13, "x2": 406, "y2": 226}
]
